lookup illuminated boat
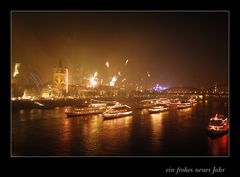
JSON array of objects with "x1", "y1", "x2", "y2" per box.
[
  {"x1": 139, "y1": 99, "x2": 159, "y2": 108},
  {"x1": 188, "y1": 97, "x2": 197, "y2": 105},
  {"x1": 148, "y1": 105, "x2": 169, "y2": 113},
  {"x1": 65, "y1": 103, "x2": 107, "y2": 117},
  {"x1": 158, "y1": 98, "x2": 171, "y2": 106},
  {"x1": 169, "y1": 98, "x2": 180, "y2": 105},
  {"x1": 102, "y1": 103, "x2": 133, "y2": 119},
  {"x1": 177, "y1": 100, "x2": 193, "y2": 109},
  {"x1": 208, "y1": 114, "x2": 229, "y2": 136}
]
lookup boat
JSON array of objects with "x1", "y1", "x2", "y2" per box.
[
  {"x1": 158, "y1": 98, "x2": 171, "y2": 106},
  {"x1": 177, "y1": 100, "x2": 193, "y2": 109},
  {"x1": 148, "y1": 104, "x2": 169, "y2": 113},
  {"x1": 65, "y1": 103, "x2": 107, "y2": 117},
  {"x1": 102, "y1": 103, "x2": 133, "y2": 119},
  {"x1": 208, "y1": 114, "x2": 229, "y2": 136},
  {"x1": 169, "y1": 98, "x2": 180, "y2": 105},
  {"x1": 139, "y1": 99, "x2": 159, "y2": 108},
  {"x1": 188, "y1": 97, "x2": 197, "y2": 105}
]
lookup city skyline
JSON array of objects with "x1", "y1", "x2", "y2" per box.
[{"x1": 12, "y1": 11, "x2": 228, "y2": 87}]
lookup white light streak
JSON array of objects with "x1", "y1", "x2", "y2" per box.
[
  {"x1": 13, "y1": 63, "x2": 20, "y2": 77},
  {"x1": 106, "y1": 62, "x2": 109, "y2": 68},
  {"x1": 121, "y1": 78, "x2": 126, "y2": 83}
]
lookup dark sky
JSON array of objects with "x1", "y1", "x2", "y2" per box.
[{"x1": 12, "y1": 11, "x2": 228, "y2": 87}]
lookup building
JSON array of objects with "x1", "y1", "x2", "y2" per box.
[
  {"x1": 52, "y1": 60, "x2": 68, "y2": 97},
  {"x1": 41, "y1": 87, "x2": 52, "y2": 98}
]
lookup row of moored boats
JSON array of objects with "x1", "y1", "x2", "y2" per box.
[
  {"x1": 65, "y1": 98, "x2": 197, "y2": 119},
  {"x1": 64, "y1": 98, "x2": 228, "y2": 136}
]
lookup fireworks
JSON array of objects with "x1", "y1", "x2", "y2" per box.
[
  {"x1": 121, "y1": 78, "x2": 126, "y2": 83},
  {"x1": 13, "y1": 63, "x2": 20, "y2": 77},
  {"x1": 105, "y1": 62, "x2": 109, "y2": 68},
  {"x1": 89, "y1": 77, "x2": 97, "y2": 88},
  {"x1": 88, "y1": 72, "x2": 98, "y2": 88},
  {"x1": 147, "y1": 72, "x2": 151, "y2": 78},
  {"x1": 125, "y1": 59, "x2": 128, "y2": 65},
  {"x1": 110, "y1": 76, "x2": 117, "y2": 86},
  {"x1": 153, "y1": 84, "x2": 167, "y2": 92}
]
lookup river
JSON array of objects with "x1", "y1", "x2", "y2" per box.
[{"x1": 12, "y1": 98, "x2": 229, "y2": 156}]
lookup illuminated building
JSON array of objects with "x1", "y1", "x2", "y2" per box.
[
  {"x1": 52, "y1": 60, "x2": 68, "y2": 97},
  {"x1": 41, "y1": 87, "x2": 51, "y2": 98}
]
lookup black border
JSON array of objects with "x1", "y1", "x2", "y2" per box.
[{"x1": 1, "y1": 1, "x2": 238, "y2": 176}]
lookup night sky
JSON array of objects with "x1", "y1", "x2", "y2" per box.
[{"x1": 12, "y1": 11, "x2": 228, "y2": 87}]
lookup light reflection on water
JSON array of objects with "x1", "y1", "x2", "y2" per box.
[
  {"x1": 149, "y1": 112, "x2": 166, "y2": 147},
  {"x1": 12, "y1": 99, "x2": 228, "y2": 156},
  {"x1": 208, "y1": 134, "x2": 228, "y2": 156}
]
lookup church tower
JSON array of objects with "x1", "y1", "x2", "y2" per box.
[{"x1": 53, "y1": 60, "x2": 68, "y2": 97}]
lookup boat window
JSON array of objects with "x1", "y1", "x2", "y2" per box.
[{"x1": 209, "y1": 120, "x2": 223, "y2": 126}]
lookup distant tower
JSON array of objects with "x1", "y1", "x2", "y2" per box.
[{"x1": 53, "y1": 60, "x2": 68, "y2": 97}]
